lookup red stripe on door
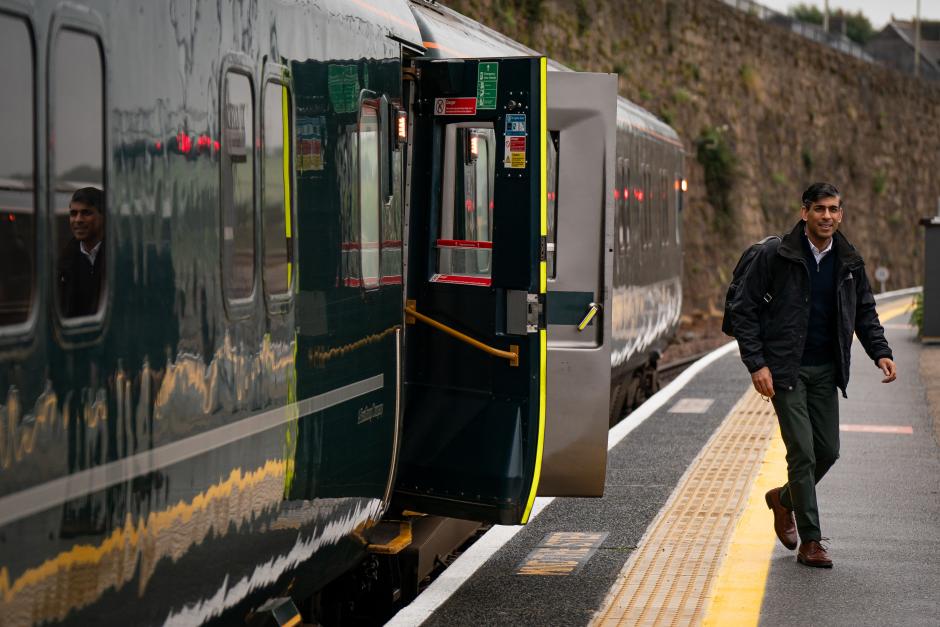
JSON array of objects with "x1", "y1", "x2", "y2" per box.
[{"x1": 436, "y1": 239, "x2": 493, "y2": 249}]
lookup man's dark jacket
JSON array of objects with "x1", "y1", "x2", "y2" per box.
[
  {"x1": 57, "y1": 238, "x2": 105, "y2": 318},
  {"x1": 729, "y1": 220, "x2": 892, "y2": 396}
]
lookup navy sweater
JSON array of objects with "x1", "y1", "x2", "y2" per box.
[{"x1": 801, "y1": 233, "x2": 837, "y2": 366}]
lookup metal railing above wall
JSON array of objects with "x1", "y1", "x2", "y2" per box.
[{"x1": 718, "y1": 0, "x2": 876, "y2": 63}]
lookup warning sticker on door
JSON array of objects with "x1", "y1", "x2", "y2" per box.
[
  {"x1": 477, "y1": 62, "x2": 498, "y2": 109},
  {"x1": 434, "y1": 97, "x2": 477, "y2": 116},
  {"x1": 504, "y1": 135, "x2": 526, "y2": 169},
  {"x1": 505, "y1": 113, "x2": 527, "y2": 136}
]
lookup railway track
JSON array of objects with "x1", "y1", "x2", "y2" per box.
[{"x1": 657, "y1": 348, "x2": 716, "y2": 383}]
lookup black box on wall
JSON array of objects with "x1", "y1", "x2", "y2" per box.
[{"x1": 921, "y1": 217, "x2": 940, "y2": 343}]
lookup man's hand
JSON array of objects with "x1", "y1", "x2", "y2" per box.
[
  {"x1": 751, "y1": 366, "x2": 775, "y2": 398},
  {"x1": 877, "y1": 357, "x2": 897, "y2": 383}
]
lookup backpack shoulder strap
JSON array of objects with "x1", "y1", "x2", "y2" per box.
[{"x1": 761, "y1": 235, "x2": 789, "y2": 303}]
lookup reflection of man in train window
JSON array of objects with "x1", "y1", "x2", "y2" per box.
[{"x1": 58, "y1": 186, "x2": 104, "y2": 317}]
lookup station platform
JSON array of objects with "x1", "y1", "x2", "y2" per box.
[{"x1": 386, "y1": 293, "x2": 939, "y2": 626}]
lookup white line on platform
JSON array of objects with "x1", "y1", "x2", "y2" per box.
[{"x1": 385, "y1": 340, "x2": 740, "y2": 627}]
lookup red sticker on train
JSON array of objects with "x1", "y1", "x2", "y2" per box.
[{"x1": 434, "y1": 97, "x2": 477, "y2": 116}]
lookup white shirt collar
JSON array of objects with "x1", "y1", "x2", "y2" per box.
[
  {"x1": 804, "y1": 227, "x2": 832, "y2": 266},
  {"x1": 80, "y1": 240, "x2": 102, "y2": 265}
]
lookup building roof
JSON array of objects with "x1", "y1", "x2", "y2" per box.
[{"x1": 873, "y1": 20, "x2": 940, "y2": 74}]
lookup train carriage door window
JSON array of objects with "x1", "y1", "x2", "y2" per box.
[
  {"x1": 546, "y1": 131, "x2": 559, "y2": 278},
  {"x1": 437, "y1": 124, "x2": 495, "y2": 283},
  {"x1": 359, "y1": 99, "x2": 381, "y2": 289},
  {"x1": 262, "y1": 79, "x2": 293, "y2": 301},
  {"x1": 381, "y1": 101, "x2": 403, "y2": 286},
  {"x1": 52, "y1": 29, "x2": 106, "y2": 321},
  {"x1": 0, "y1": 14, "x2": 35, "y2": 329},
  {"x1": 222, "y1": 70, "x2": 255, "y2": 302}
]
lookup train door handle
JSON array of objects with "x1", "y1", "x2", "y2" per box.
[{"x1": 578, "y1": 302, "x2": 600, "y2": 331}]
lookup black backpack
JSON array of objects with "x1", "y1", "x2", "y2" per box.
[{"x1": 721, "y1": 235, "x2": 785, "y2": 337}]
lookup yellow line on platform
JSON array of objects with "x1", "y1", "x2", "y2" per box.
[
  {"x1": 701, "y1": 298, "x2": 914, "y2": 626},
  {"x1": 876, "y1": 299, "x2": 914, "y2": 326},
  {"x1": 701, "y1": 430, "x2": 787, "y2": 627}
]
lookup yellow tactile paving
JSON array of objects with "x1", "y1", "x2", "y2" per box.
[{"x1": 591, "y1": 389, "x2": 778, "y2": 627}]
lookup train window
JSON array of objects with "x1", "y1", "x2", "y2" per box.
[
  {"x1": 615, "y1": 157, "x2": 625, "y2": 255},
  {"x1": 623, "y1": 159, "x2": 632, "y2": 251},
  {"x1": 643, "y1": 165, "x2": 651, "y2": 249},
  {"x1": 359, "y1": 100, "x2": 381, "y2": 289},
  {"x1": 222, "y1": 70, "x2": 255, "y2": 301},
  {"x1": 674, "y1": 172, "x2": 681, "y2": 244},
  {"x1": 650, "y1": 166, "x2": 657, "y2": 246},
  {"x1": 0, "y1": 14, "x2": 35, "y2": 328},
  {"x1": 631, "y1": 146, "x2": 640, "y2": 249},
  {"x1": 546, "y1": 132, "x2": 559, "y2": 278},
  {"x1": 53, "y1": 29, "x2": 106, "y2": 320},
  {"x1": 436, "y1": 124, "x2": 495, "y2": 284},
  {"x1": 262, "y1": 80, "x2": 292, "y2": 299},
  {"x1": 614, "y1": 157, "x2": 623, "y2": 254},
  {"x1": 660, "y1": 169, "x2": 668, "y2": 246}
]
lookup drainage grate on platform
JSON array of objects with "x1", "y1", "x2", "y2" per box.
[{"x1": 591, "y1": 390, "x2": 776, "y2": 627}]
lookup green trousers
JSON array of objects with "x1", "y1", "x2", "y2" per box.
[{"x1": 770, "y1": 363, "x2": 840, "y2": 543}]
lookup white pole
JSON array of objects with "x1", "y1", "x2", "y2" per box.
[{"x1": 823, "y1": 0, "x2": 830, "y2": 32}]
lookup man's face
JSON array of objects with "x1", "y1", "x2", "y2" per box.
[
  {"x1": 801, "y1": 195, "x2": 843, "y2": 243},
  {"x1": 68, "y1": 201, "x2": 103, "y2": 244}
]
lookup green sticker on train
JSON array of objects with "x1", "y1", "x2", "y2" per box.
[
  {"x1": 477, "y1": 62, "x2": 498, "y2": 110},
  {"x1": 328, "y1": 64, "x2": 359, "y2": 114}
]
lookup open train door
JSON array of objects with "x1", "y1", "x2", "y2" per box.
[
  {"x1": 395, "y1": 57, "x2": 548, "y2": 524},
  {"x1": 538, "y1": 72, "x2": 617, "y2": 496}
]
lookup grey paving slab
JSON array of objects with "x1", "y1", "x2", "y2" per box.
[
  {"x1": 759, "y1": 318, "x2": 940, "y2": 627},
  {"x1": 417, "y1": 352, "x2": 753, "y2": 627}
]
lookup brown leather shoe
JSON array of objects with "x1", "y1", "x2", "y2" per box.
[
  {"x1": 797, "y1": 540, "x2": 833, "y2": 568},
  {"x1": 765, "y1": 487, "x2": 798, "y2": 550}
]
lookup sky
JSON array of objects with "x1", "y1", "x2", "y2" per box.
[{"x1": 758, "y1": 1, "x2": 940, "y2": 29}]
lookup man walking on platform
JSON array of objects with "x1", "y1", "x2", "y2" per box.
[{"x1": 730, "y1": 182, "x2": 896, "y2": 568}]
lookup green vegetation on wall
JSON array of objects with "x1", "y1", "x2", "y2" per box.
[
  {"x1": 911, "y1": 293, "x2": 924, "y2": 337},
  {"x1": 695, "y1": 126, "x2": 737, "y2": 223},
  {"x1": 789, "y1": 3, "x2": 875, "y2": 45}
]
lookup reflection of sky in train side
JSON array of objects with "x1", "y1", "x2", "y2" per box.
[
  {"x1": 0, "y1": 190, "x2": 33, "y2": 210},
  {"x1": 611, "y1": 276, "x2": 682, "y2": 368},
  {"x1": 0, "y1": 18, "x2": 32, "y2": 183},
  {"x1": 53, "y1": 31, "x2": 103, "y2": 184}
]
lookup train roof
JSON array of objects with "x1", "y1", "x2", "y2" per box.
[
  {"x1": 408, "y1": 0, "x2": 681, "y2": 148},
  {"x1": 304, "y1": 0, "x2": 423, "y2": 47},
  {"x1": 409, "y1": 0, "x2": 567, "y2": 70},
  {"x1": 617, "y1": 99, "x2": 682, "y2": 148}
]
